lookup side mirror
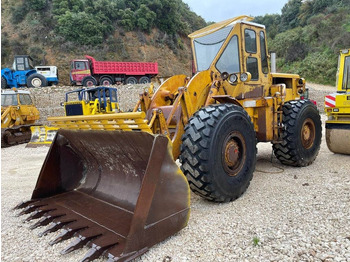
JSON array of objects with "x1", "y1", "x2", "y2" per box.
[{"x1": 60, "y1": 102, "x2": 64, "y2": 106}]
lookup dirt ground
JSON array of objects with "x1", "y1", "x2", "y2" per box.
[{"x1": 1, "y1": 83, "x2": 350, "y2": 261}]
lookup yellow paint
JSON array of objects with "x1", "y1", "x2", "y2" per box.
[
  {"x1": 325, "y1": 50, "x2": 350, "y2": 121},
  {"x1": 71, "y1": 70, "x2": 91, "y2": 75},
  {"x1": 1, "y1": 93, "x2": 40, "y2": 129}
]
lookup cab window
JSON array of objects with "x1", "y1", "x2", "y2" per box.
[
  {"x1": 247, "y1": 57, "x2": 259, "y2": 80},
  {"x1": 110, "y1": 89, "x2": 117, "y2": 102},
  {"x1": 1, "y1": 94, "x2": 18, "y2": 106},
  {"x1": 16, "y1": 57, "x2": 25, "y2": 71},
  {"x1": 260, "y1": 31, "x2": 269, "y2": 74},
  {"x1": 75, "y1": 62, "x2": 86, "y2": 70},
  {"x1": 216, "y1": 35, "x2": 240, "y2": 74},
  {"x1": 245, "y1": 29, "x2": 257, "y2": 53},
  {"x1": 19, "y1": 94, "x2": 33, "y2": 105}
]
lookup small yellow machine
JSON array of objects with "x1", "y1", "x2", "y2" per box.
[
  {"x1": 28, "y1": 86, "x2": 121, "y2": 146},
  {"x1": 1, "y1": 89, "x2": 40, "y2": 147},
  {"x1": 324, "y1": 49, "x2": 350, "y2": 154},
  {"x1": 17, "y1": 16, "x2": 321, "y2": 261}
]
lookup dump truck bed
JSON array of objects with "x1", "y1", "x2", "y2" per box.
[{"x1": 85, "y1": 55, "x2": 158, "y2": 76}]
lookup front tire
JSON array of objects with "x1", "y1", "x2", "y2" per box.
[
  {"x1": 27, "y1": 74, "x2": 47, "y2": 88},
  {"x1": 1, "y1": 76, "x2": 8, "y2": 89},
  {"x1": 273, "y1": 100, "x2": 321, "y2": 167},
  {"x1": 180, "y1": 104, "x2": 257, "y2": 202},
  {"x1": 82, "y1": 76, "x2": 97, "y2": 87}
]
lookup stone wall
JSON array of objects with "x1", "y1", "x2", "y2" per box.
[{"x1": 26, "y1": 84, "x2": 151, "y2": 125}]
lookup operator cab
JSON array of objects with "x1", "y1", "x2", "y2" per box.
[
  {"x1": 12, "y1": 55, "x2": 35, "y2": 71},
  {"x1": 71, "y1": 60, "x2": 89, "y2": 71},
  {"x1": 64, "y1": 87, "x2": 119, "y2": 116},
  {"x1": 1, "y1": 89, "x2": 33, "y2": 106},
  {"x1": 70, "y1": 59, "x2": 91, "y2": 85},
  {"x1": 338, "y1": 49, "x2": 350, "y2": 91}
]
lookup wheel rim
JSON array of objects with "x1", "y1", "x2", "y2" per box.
[
  {"x1": 127, "y1": 78, "x2": 137, "y2": 84},
  {"x1": 140, "y1": 77, "x2": 149, "y2": 84},
  {"x1": 32, "y1": 78, "x2": 42, "y2": 87},
  {"x1": 86, "y1": 80, "x2": 94, "y2": 87},
  {"x1": 222, "y1": 131, "x2": 246, "y2": 176},
  {"x1": 301, "y1": 118, "x2": 315, "y2": 149},
  {"x1": 102, "y1": 79, "x2": 111, "y2": 86}
]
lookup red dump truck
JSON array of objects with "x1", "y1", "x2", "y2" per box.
[{"x1": 70, "y1": 55, "x2": 158, "y2": 86}]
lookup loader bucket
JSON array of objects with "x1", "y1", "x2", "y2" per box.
[{"x1": 16, "y1": 129, "x2": 190, "y2": 261}]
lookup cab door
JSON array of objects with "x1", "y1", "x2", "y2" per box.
[
  {"x1": 70, "y1": 61, "x2": 91, "y2": 84},
  {"x1": 241, "y1": 24, "x2": 270, "y2": 98}
]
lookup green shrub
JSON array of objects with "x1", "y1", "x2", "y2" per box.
[
  {"x1": 56, "y1": 11, "x2": 109, "y2": 45},
  {"x1": 10, "y1": 4, "x2": 28, "y2": 24}
]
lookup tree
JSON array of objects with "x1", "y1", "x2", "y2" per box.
[
  {"x1": 281, "y1": 0, "x2": 302, "y2": 30},
  {"x1": 135, "y1": 4, "x2": 156, "y2": 32},
  {"x1": 56, "y1": 11, "x2": 109, "y2": 45}
]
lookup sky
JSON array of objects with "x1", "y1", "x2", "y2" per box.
[{"x1": 182, "y1": 0, "x2": 290, "y2": 22}]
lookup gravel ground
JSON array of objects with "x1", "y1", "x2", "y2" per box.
[{"x1": 2, "y1": 84, "x2": 350, "y2": 262}]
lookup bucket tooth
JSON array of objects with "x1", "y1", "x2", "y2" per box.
[
  {"x1": 80, "y1": 240, "x2": 119, "y2": 262},
  {"x1": 61, "y1": 232, "x2": 102, "y2": 255},
  {"x1": 49, "y1": 225, "x2": 88, "y2": 246},
  {"x1": 30, "y1": 212, "x2": 65, "y2": 229},
  {"x1": 39, "y1": 218, "x2": 76, "y2": 237},
  {"x1": 25, "y1": 208, "x2": 55, "y2": 222},
  {"x1": 14, "y1": 200, "x2": 37, "y2": 210},
  {"x1": 17, "y1": 203, "x2": 47, "y2": 216}
]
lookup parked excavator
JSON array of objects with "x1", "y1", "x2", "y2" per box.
[
  {"x1": 1, "y1": 88, "x2": 40, "y2": 147},
  {"x1": 324, "y1": 49, "x2": 350, "y2": 154},
  {"x1": 15, "y1": 16, "x2": 321, "y2": 261},
  {"x1": 27, "y1": 86, "x2": 121, "y2": 146}
]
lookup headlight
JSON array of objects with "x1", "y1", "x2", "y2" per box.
[
  {"x1": 240, "y1": 72, "x2": 251, "y2": 82},
  {"x1": 221, "y1": 72, "x2": 229, "y2": 80},
  {"x1": 228, "y1": 74, "x2": 238, "y2": 84}
]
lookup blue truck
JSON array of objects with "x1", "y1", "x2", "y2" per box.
[{"x1": 1, "y1": 55, "x2": 59, "y2": 88}]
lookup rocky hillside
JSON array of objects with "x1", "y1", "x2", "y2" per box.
[{"x1": 1, "y1": 0, "x2": 207, "y2": 85}]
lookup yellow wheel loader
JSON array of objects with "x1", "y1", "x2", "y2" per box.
[
  {"x1": 1, "y1": 89, "x2": 40, "y2": 147},
  {"x1": 324, "y1": 49, "x2": 350, "y2": 154},
  {"x1": 16, "y1": 16, "x2": 321, "y2": 261},
  {"x1": 27, "y1": 86, "x2": 121, "y2": 146}
]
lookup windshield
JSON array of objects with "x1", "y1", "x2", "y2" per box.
[
  {"x1": 27, "y1": 57, "x2": 34, "y2": 69},
  {"x1": 66, "y1": 90, "x2": 83, "y2": 102},
  {"x1": 19, "y1": 94, "x2": 33, "y2": 105},
  {"x1": 1, "y1": 94, "x2": 18, "y2": 106},
  {"x1": 193, "y1": 25, "x2": 233, "y2": 72}
]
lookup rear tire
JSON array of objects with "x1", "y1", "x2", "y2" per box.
[
  {"x1": 27, "y1": 74, "x2": 47, "y2": 88},
  {"x1": 139, "y1": 76, "x2": 150, "y2": 84},
  {"x1": 1, "y1": 76, "x2": 8, "y2": 89},
  {"x1": 273, "y1": 100, "x2": 321, "y2": 166},
  {"x1": 100, "y1": 77, "x2": 113, "y2": 86},
  {"x1": 125, "y1": 76, "x2": 138, "y2": 85},
  {"x1": 180, "y1": 104, "x2": 257, "y2": 202},
  {"x1": 82, "y1": 76, "x2": 97, "y2": 87}
]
